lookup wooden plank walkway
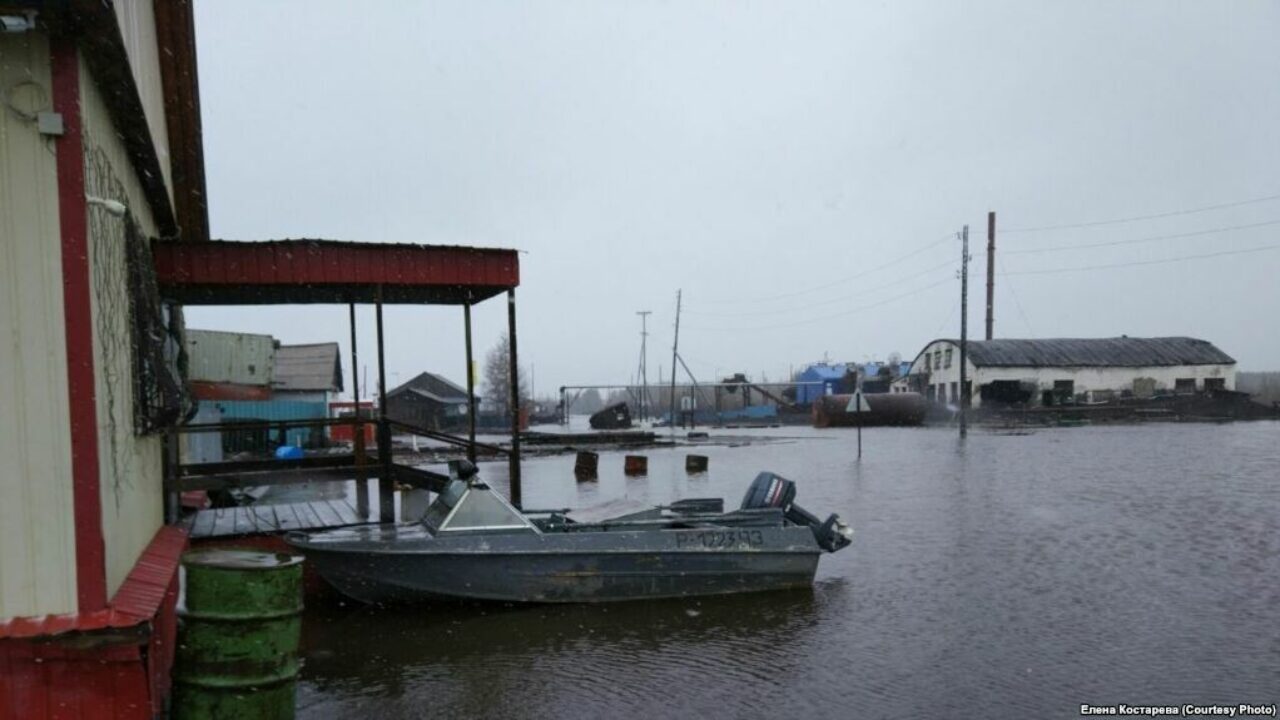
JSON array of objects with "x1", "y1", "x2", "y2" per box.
[{"x1": 189, "y1": 498, "x2": 377, "y2": 539}]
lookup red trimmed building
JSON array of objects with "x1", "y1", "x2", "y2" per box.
[
  {"x1": 0, "y1": 2, "x2": 207, "y2": 717},
  {"x1": 0, "y1": 5, "x2": 524, "y2": 718}
]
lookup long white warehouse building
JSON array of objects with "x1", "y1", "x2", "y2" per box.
[{"x1": 895, "y1": 337, "x2": 1236, "y2": 408}]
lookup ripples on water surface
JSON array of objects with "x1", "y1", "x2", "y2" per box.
[{"x1": 297, "y1": 422, "x2": 1279, "y2": 719}]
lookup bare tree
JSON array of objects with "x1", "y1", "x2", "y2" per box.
[
  {"x1": 574, "y1": 388, "x2": 605, "y2": 415},
  {"x1": 482, "y1": 333, "x2": 529, "y2": 415}
]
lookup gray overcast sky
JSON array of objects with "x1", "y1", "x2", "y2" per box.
[{"x1": 186, "y1": 0, "x2": 1280, "y2": 397}]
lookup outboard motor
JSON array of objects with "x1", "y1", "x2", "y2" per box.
[
  {"x1": 448, "y1": 459, "x2": 480, "y2": 482},
  {"x1": 741, "y1": 472, "x2": 853, "y2": 552}
]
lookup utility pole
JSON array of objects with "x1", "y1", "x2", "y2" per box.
[
  {"x1": 986, "y1": 211, "x2": 996, "y2": 340},
  {"x1": 669, "y1": 291, "x2": 682, "y2": 434},
  {"x1": 636, "y1": 310, "x2": 652, "y2": 421},
  {"x1": 960, "y1": 225, "x2": 970, "y2": 438}
]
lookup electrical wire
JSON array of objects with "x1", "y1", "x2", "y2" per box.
[
  {"x1": 1002, "y1": 192, "x2": 1280, "y2": 233},
  {"x1": 695, "y1": 232, "x2": 956, "y2": 305},
  {"x1": 997, "y1": 256, "x2": 1036, "y2": 337},
  {"x1": 932, "y1": 300, "x2": 958, "y2": 336},
  {"x1": 1003, "y1": 242, "x2": 1280, "y2": 276},
  {"x1": 1005, "y1": 218, "x2": 1280, "y2": 255},
  {"x1": 686, "y1": 276, "x2": 952, "y2": 332},
  {"x1": 683, "y1": 257, "x2": 958, "y2": 317}
]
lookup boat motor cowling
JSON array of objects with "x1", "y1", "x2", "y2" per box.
[
  {"x1": 448, "y1": 459, "x2": 480, "y2": 482},
  {"x1": 740, "y1": 472, "x2": 853, "y2": 553}
]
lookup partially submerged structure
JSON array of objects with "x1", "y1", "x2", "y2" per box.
[
  {"x1": 895, "y1": 337, "x2": 1237, "y2": 408},
  {"x1": 386, "y1": 371, "x2": 475, "y2": 432},
  {"x1": 589, "y1": 402, "x2": 633, "y2": 430}
]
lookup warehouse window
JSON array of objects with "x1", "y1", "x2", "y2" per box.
[
  {"x1": 1204, "y1": 378, "x2": 1226, "y2": 391},
  {"x1": 944, "y1": 348, "x2": 953, "y2": 368},
  {"x1": 1174, "y1": 378, "x2": 1196, "y2": 394},
  {"x1": 924, "y1": 354, "x2": 931, "y2": 371},
  {"x1": 1053, "y1": 380, "x2": 1074, "y2": 403},
  {"x1": 934, "y1": 350, "x2": 942, "y2": 370}
]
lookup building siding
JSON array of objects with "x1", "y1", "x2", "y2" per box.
[
  {"x1": 81, "y1": 54, "x2": 164, "y2": 599},
  {"x1": 211, "y1": 400, "x2": 330, "y2": 448},
  {"x1": 112, "y1": 0, "x2": 172, "y2": 202},
  {"x1": 0, "y1": 34, "x2": 79, "y2": 619}
]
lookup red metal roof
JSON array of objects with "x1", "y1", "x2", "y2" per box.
[
  {"x1": 153, "y1": 240, "x2": 520, "y2": 305},
  {"x1": 0, "y1": 526, "x2": 187, "y2": 640},
  {"x1": 189, "y1": 380, "x2": 273, "y2": 401}
]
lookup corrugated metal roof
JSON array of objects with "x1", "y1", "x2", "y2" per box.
[
  {"x1": 273, "y1": 343, "x2": 343, "y2": 392},
  {"x1": 388, "y1": 371, "x2": 473, "y2": 402},
  {"x1": 185, "y1": 329, "x2": 275, "y2": 386},
  {"x1": 938, "y1": 337, "x2": 1235, "y2": 368},
  {"x1": 153, "y1": 240, "x2": 520, "y2": 305}
]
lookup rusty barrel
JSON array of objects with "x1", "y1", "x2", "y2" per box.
[
  {"x1": 575, "y1": 451, "x2": 599, "y2": 480},
  {"x1": 173, "y1": 549, "x2": 304, "y2": 720},
  {"x1": 624, "y1": 455, "x2": 648, "y2": 476},
  {"x1": 685, "y1": 454, "x2": 709, "y2": 473}
]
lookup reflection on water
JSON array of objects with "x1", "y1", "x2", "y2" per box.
[
  {"x1": 295, "y1": 422, "x2": 1280, "y2": 719},
  {"x1": 300, "y1": 585, "x2": 842, "y2": 718}
]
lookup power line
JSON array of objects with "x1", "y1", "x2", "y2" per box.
[
  {"x1": 932, "y1": 299, "x2": 958, "y2": 336},
  {"x1": 1005, "y1": 218, "x2": 1280, "y2": 255},
  {"x1": 683, "y1": 257, "x2": 957, "y2": 317},
  {"x1": 686, "y1": 276, "x2": 952, "y2": 333},
  {"x1": 997, "y1": 256, "x2": 1036, "y2": 337},
  {"x1": 1004, "y1": 242, "x2": 1280, "y2": 276},
  {"x1": 1002, "y1": 192, "x2": 1280, "y2": 233},
  {"x1": 696, "y1": 232, "x2": 955, "y2": 305}
]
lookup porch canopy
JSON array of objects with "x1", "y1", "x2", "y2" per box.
[
  {"x1": 152, "y1": 239, "x2": 526, "y2": 523},
  {"x1": 153, "y1": 239, "x2": 519, "y2": 305}
]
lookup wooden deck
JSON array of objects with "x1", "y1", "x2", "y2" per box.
[{"x1": 188, "y1": 498, "x2": 377, "y2": 539}]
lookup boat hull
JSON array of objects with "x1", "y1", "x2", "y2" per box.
[{"x1": 291, "y1": 525, "x2": 822, "y2": 604}]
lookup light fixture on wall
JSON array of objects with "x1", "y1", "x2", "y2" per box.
[
  {"x1": 86, "y1": 195, "x2": 128, "y2": 218},
  {"x1": 0, "y1": 11, "x2": 37, "y2": 33}
]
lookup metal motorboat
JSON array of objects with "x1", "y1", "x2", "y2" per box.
[{"x1": 286, "y1": 460, "x2": 852, "y2": 604}]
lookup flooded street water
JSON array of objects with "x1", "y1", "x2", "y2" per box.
[{"x1": 295, "y1": 422, "x2": 1279, "y2": 719}]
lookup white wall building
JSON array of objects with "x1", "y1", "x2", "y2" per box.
[
  {"x1": 2, "y1": 3, "x2": 208, "y2": 709},
  {"x1": 894, "y1": 337, "x2": 1236, "y2": 408}
]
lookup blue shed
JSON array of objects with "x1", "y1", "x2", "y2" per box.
[{"x1": 795, "y1": 363, "x2": 852, "y2": 405}]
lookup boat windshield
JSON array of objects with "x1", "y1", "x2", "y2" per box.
[
  {"x1": 421, "y1": 479, "x2": 467, "y2": 531},
  {"x1": 422, "y1": 480, "x2": 536, "y2": 534}
]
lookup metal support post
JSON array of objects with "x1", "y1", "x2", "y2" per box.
[
  {"x1": 464, "y1": 301, "x2": 477, "y2": 463},
  {"x1": 350, "y1": 303, "x2": 368, "y2": 518},
  {"x1": 376, "y1": 294, "x2": 394, "y2": 521},
  {"x1": 507, "y1": 290, "x2": 523, "y2": 508}
]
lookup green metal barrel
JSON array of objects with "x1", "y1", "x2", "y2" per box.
[{"x1": 173, "y1": 549, "x2": 304, "y2": 720}]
